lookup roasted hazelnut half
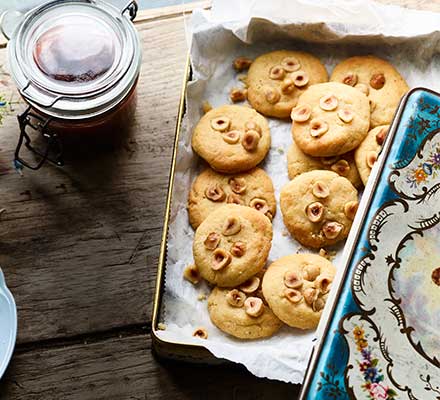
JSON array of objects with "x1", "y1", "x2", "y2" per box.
[
  {"x1": 302, "y1": 264, "x2": 321, "y2": 281},
  {"x1": 281, "y1": 78, "x2": 295, "y2": 94},
  {"x1": 244, "y1": 297, "x2": 264, "y2": 317},
  {"x1": 337, "y1": 109, "x2": 354, "y2": 123},
  {"x1": 319, "y1": 94, "x2": 338, "y2": 111},
  {"x1": 283, "y1": 271, "x2": 303, "y2": 289},
  {"x1": 312, "y1": 181, "x2": 330, "y2": 199},
  {"x1": 226, "y1": 289, "x2": 246, "y2": 307},
  {"x1": 249, "y1": 198, "x2": 271, "y2": 218},
  {"x1": 244, "y1": 121, "x2": 262, "y2": 135},
  {"x1": 233, "y1": 57, "x2": 253, "y2": 72},
  {"x1": 227, "y1": 193, "x2": 245, "y2": 205},
  {"x1": 322, "y1": 221, "x2": 344, "y2": 239},
  {"x1": 241, "y1": 130, "x2": 260, "y2": 152},
  {"x1": 344, "y1": 201, "x2": 359, "y2": 220},
  {"x1": 229, "y1": 87, "x2": 247, "y2": 103},
  {"x1": 269, "y1": 65, "x2": 286, "y2": 80},
  {"x1": 204, "y1": 232, "x2": 221, "y2": 250},
  {"x1": 355, "y1": 83, "x2": 369, "y2": 96},
  {"x1": 212, "y1": 248, "x2": 232, "y2": 270},
  {"x1": 265, "y1": 86, "x2": 281, "y2": 104},
  {"x1": 314, "y1": 275, "x2": 333, "y2": 294},
  {"x1": 222, "y1": 216, "x2": 241, "y2": 236},
  {"x1": 229, "y1": 177, "x2": 247, "y2": 194},
  {"x1": 230, "y1": 241, "x2": 246, "y2": 258},
  {"x1": 291, "y1": 70, "x2": 309, "y2": 87},
  {"x1": 366, "y1": 151, "x2": 378, "y2": 168},
  {"x1": 370, "y1": 73, "x2": 385, "y2": 90},
  {"x1": 310, "y1": 119, "x2": 329, "y2": 138},
  {"x1": 193, "y1": 327, "x2": 208, "y2": 339},
  {"x1": 312, "y1": 298, "x2": 326, "y2": 312},
  {"x1": 281, "y1": 56, "x2": 301, "y2": 72},
  {"x1": 240, "y1": 276, "x2": 260, "y2": 293},
  {"x1": 211, "y1": 116, "x2": 231, "y2": 131},
  {"x1": 330, "y1": 159, "x2": 350, "y2": 176},
  {"x1": 183, "y1": 264, "x2": 201, "y2": 285},
  {"x1": 303, "y1": 287, "x2": 319, "y2": 306},
  {"x1": 306, "y1": 202, "x2": 325, "y2": 223},
  {"x1": 205, "y1": 184, "x2": 226, "y2": 202},
  {"x1": 291, "y1": 104, "x2": 312, "y2": 122},
  {"x1": 342, "y1": 73, "x2": 358, "y2": 87},
  {"x1": 375, "y1": 127, "x2": 388, "y2": 145},
  {"x1": 222, "y1": 130, "x2": 241, "y2": 144},
  {"x1": 284, "y1": 288, "x2": 303, "y2": 304}
]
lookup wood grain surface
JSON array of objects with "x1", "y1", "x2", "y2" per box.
[{"x1": 0, "y1": 1, "x2": 436, "y2": 399}]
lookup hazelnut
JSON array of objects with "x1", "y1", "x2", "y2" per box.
[
  {"x1": 291, "y1": 104, "x2": 312, "y2": 122},
  {"x1": 344, "y1": 201, "x2": 359, "y2": 220},
  {"x1": 366, "y1": 151, "x2": 378, "y2": 168},
  {"x1": 231, "y1": 241, "x2": 246, "y2": 257},
  {"x1": 281, "y1": 56, "x2": 301, "y2": 72},
  {"x1": 291, "y1": 70, "x2": 309, "y2": 87},
  {"x1": 304, "y1": 287, "x2": 319, "y2": 306},
  {"x1": 212, "y1": 248, "x2": 232, "y2": 270},
  {"x1": 240, "y1": 276, "x2": 260, "y2": 293},
  {"x1": 312, "y1": 181, "x2": 330, "y2": 199},
  {"x1": 312, "y1": 298, "x2": 326, "y2": 312},
  {"x1": 227, "y1": 194, "x2": 244, "y2": 205},
  {"x1": 310, "y1": 119, "x2": 329, "y2": 138},
  {"x1": 283, "y1": 271, "x2": 303, "y2": 289},
  {"x1": 244, "y1": 297, "x2": 264, "y2": 317},
  {"x1": 355, "y1": 83, "x2": 369, "y2": 96},
  {"x1": 337, "y1": 109, "x2": 354, "y2": 123},
  {"x1": 269, "y1": 65, "x2": 286, "y2": 80},
  {"x1": 244, "y1": 121, "x2": 262, "y2": 135},
  {"x1": 233, "y1": 57, "x2": 253, "y2": 72},
  {"x1": 210, "y1": 116, "x2": 231, "y2": 132},
  {"x1": 204, "y1": 232, "x2": 221, "y2": 250},
  {"x1": 241, "y1": 130, "x2": 260, "y2": 152},
  {"x1": 249, "y1": 198, "x2": 271, "y2": 218},
  {"x1": 319, "y1": 248, "x2": 329, "y2": 259},
  {"x1": 222, "y1": 130, "x2": 241, "y2": 144},
  {"x1": 205, "y1": 184, "x2": 226, "y2": 202},
  {"x1": 432, "y1": 267, "x2": 440, "y2": 286},
  {"x1": 229, "y1": 87, "x2": 247, "y2": 103},
  {"x1": 322, "y1": 221, "x2": 344, "y2": 239},
  {"x1": 370, "y1": 73, "x2": 385, "y2": 90},
  {"x1": 281, "y1": 78, "x2": 295, "y2": 94},
  {"x1": 222, "y1": 216, "x2": 241, "y2": 236},
  {"x1": 229, "y1": 177, "x2": 247, "y2": 194},
  {"x1": 302, "y1": 264, "x2": 321, "y2": 281},
  {"x1": 193, "y1": 327, "x2": 208, "y2": 339},
  {"x1": 314, "y1": 275, "x2": 333, "y2": 294},
  {"x1": 319, "y1": 94, "x2": 338, "y2": 111},
  {"x1": 284, "y1": 288, "x2": 303, "y2": 304},
  {"x1": 330, "y1": 159, "x2": 350, "y2": 176},
  {"x1": 342, "y1": 73, "x2": 358, "y2": 87},
  {"x1": 265, "y1": 86, "x2": 281, "y2": 104},
  {"x1": 376, "y1": 127, "x2": 388, "y2": 145},
  {"x1": 226, "y1": 289, "x2": 246, "y2": 307},
  {"x1": 306, "y1": 202, "x2": 325, "y2": 223},
  {"x1": 183, "y1": 264, "x2": 201, "y2": 285}
]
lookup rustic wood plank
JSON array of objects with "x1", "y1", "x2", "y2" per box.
[
  {"x1": 0, "y1": 15, "x2": 188, "y2": 343},
  {"x1": 0, "y1": 334, "x2": 300, "y2": 400}
]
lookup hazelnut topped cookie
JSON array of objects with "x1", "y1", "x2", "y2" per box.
[
  {"x1": 193, "y1": 204, "x2": 272, "y2": 287},
  {"x1": 191, "y1": 105, "x2": 271, "y2": 173},
  {"x1": 188, "y1": 167, "x2": 276, "y2": 229},
  {"x1": 262, "y1": 254, "x2": 336, "y2": 330},
  {"x1": 247, "y1": 50, "x2": 328, "y2": 119},
  {"x1": 280, "y1": 170, "x2": 359, "y2": 248},
  {"x1": 331, "y1": 56, "x2": 409, "y2": 128},
  {"x1": 291, "y1": 82, "x2": 370, "y2": 157}
]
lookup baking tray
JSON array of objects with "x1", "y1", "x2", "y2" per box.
[{"x1": 299, "y1": 87, "x2": 440, "y2": 399}]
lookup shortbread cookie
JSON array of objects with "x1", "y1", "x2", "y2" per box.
[
  {"x1": 208, "y1": 286, "x2": 282, "y2": 339},
  {"x1": 331, "y1": 56, "x2": 408, "y2": 128},
  {"x1": 193, "y1": 204, "x2": 272, "y2": 287},
  {"x1": 192, "y1": 105, "x2": 271, "y2": 173},
  {"x1": 247, "y1": 50, "x2": 328, "y2": 119},
  {"x1": 262, "y1": 254, "x2": 336, "y2": 330},
  {"x1": 291, "y1": 82, "x2": 370, "y2": 157},
  {"x1": 280, "y1": 170, "x2": 358, "y2": 248},
  {"x1": 354, "y1": 125, "x2": 389, "y2": 185},
  {"x1": 287, "y1": 140, "x2": 362, "y2": 188},
  {"x1": 188, "y1": 167, "x2": 276, "y2": 229}
]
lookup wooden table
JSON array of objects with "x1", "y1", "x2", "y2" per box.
[{"x1": 0, "y1": 1, "x2": 437, "y2": 399}]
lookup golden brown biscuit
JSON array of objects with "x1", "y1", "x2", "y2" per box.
[
  {"x1": 188, "y1": 167, "x2": 276, "y2": 229},
  {"x1": 262, "y1": 254, "x2": 336, "y2": 329},
  {"x1": 280, "y1": 170, "x2": 358, "y2": 248},
  {"x1": 330, "y1": 56, "x2": 408, "y2": 128},
  {"x1": 193, "y1": 204, "x2": 272, "y2": 287},
  {"x1": 354, "y1": 125, "x2": 389, "y2": 185},
  {"x1": 287, "y1": 140, "x2": 362, "y2": 188},
  {"x1": 247, "y1": 50, "x2": 328, "y2": 119},
  {"x1": 192, "y1": 105, "x2": 271, "y2": 173},
  {"x1": 291, "y1": 82, "x2": 370, "y2": 157}
]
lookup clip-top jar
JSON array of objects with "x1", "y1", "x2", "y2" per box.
[{"x1": 2, "y1": 0, "x2": 141, "y2": 170}]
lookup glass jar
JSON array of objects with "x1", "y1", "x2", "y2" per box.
[{"x1": 2, "y1": 0, "x2": 141, "y2": 169}]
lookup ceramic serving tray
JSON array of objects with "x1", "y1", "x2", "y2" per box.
[
  {"x1": 300, "y1": 87, "x2": 440, "y2": 399},
  {"x1": 0, "y1": 267, "x2": 17, "y2": 379}
]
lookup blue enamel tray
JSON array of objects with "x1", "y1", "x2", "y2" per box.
[
  {"x1": 0, "y1": 268, "x2": 17, "y2": 379},
  {"x1": 300, "y1": 88, "x2": 440, "y2": 400}
]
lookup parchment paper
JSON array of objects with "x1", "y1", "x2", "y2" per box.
[{"x1": 155, "y1": 0, "x2": 440, "y2": 383}]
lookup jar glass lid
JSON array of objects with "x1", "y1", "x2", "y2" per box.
[{"x1": 8, "y1": 0, "x2": 141, "y2": 119}]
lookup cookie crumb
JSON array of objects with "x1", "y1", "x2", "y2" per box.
[
  {"x1": 202, "y1": 100, "x2": 213, "y2": 114},
  {"x1": 282, "y1": 230, "x2": 289, "y2": 237},
  {"x1": 197, "y1": 293, "x2": 207, "y2": 301},
  {"x1": 277, "y1": 147, "x2": 284, "y2": 155},
  {"x1": 158, "y1": 323, "x2": 167, "y2": 331}
]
